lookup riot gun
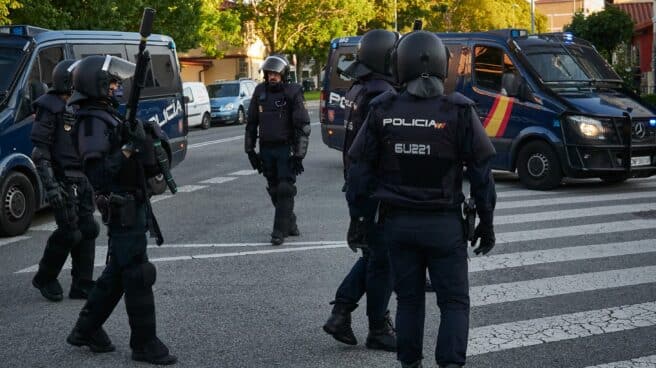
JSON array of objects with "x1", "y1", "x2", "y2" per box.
[{"x1": 125, "y1": 7, "x2": 178, "y2": 195}]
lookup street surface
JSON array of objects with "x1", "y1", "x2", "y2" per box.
[{"x1": 0, "y1": 101, "x2": 655, "y2": 367}]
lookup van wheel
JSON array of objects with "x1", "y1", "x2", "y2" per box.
[
  {"x1": 201, "y1": 113, "x2": 211, "y2": 130},
  {"x1": 235, "y1": 107, "x2": 245, "y2": 125},
  {"x1": 517, "y1": 141, "x2": 562, "y2": 190},
  {"x1": 0, "y1": 172, "x2": 35, "y2": 237}
]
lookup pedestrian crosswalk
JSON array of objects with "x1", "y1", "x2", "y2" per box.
[{"x1": 461, "y1": 180, "x2": 656, "y2": 366}]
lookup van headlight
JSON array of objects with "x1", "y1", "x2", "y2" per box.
[
  {"x1": 567, "y1": 115, "x2": 606, "y2": 140},
  {"x1": 220, "y1": 103, "x2": 234, "y2": 112}
]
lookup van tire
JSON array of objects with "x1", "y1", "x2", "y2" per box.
[
  {"x1": 201, "y1": 113, "x2": 211, "y2": 130},
  {"x1": 235, "y1": 107, "x2": 245, "y2": 125},
  {"x1": 516, "y1": 141, "x2": 562, "y2": 190},
  {"x1": 0, "y1": 172, "x2": 35, "y2": 237}
]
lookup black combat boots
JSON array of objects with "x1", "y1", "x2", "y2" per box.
[
  {"x1": 32, "y1": 275, "x2": 63, "y2": 302},
  {"x1": 366, "y1": 311, "x2": 397, "y2": 351},
  {"x1": 67, "y1": 326, "x2": 115, "y2": 353},
  {"x1": 323, "y1": 303, "x2": 357, "y2": 345},
  {"x1": 402, "y1": 360, "x2": 423, "y2": 368},
  {"x1": 131, "y1": 337, "x2": 177, "y2": 365},
  {"x1": 439, "y1": 364, "x2": 463, "y2": 368}
]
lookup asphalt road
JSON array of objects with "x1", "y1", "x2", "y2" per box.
[{"x1": 0, "y1": 100, "x2": 655, "y2": 367}]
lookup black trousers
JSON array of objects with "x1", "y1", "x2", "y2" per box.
[
  {"x1": 260, "y1": 144, "x2": 297, "y2": 235},
  {"x1": 384, "y1": 210, "x2": 469, "y2": 367},
  {"x1": 75, "y1": 203, "x2": 159, "y2": 349},
  {"x1": 35, "y1": 174, "x2": 97, "y2": 285}
]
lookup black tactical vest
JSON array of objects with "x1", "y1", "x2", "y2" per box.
[
  {"x1": 31, "y1": 94, "x2": 82, "y2": 172},
  {"x1": 256, "y1": 84, "x2": 294, "y2": 144},
  {"x1": 76, "y1": 106, "x2": 141, "y2": 193},
  {"x1": 372, "y1": 92, "x2": 471, "y2": 210}
]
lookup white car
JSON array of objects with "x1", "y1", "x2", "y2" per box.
[{"x1": 183, "y1": 82, "x2": 212, "y2": 129}]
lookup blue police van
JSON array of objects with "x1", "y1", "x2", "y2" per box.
[
  {"x1": 0, "y1": 25, "x2": 188, "y2": 236},
  {"x1": 320, "y1": 30, "x2": 656, "y2": 190}
]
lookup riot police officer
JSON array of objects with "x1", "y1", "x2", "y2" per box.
[
  {"x1": 347, "y1": 31, "x2": 497, "y2": 368},
  {"x1": 245, "y1": 55, "x2": 311, "y2": 246},
  {"x1": 31, "y1": 59, "x2": 98, "y2": 302},
  {"x1": 322, "y1": 29, "x2": 397, "y2": 352},
  {"x1": 65, "y1": 55, "x2": 176, "y2": 365}
]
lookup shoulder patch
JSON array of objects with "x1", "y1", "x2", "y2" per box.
[{"x1": 369, "y1": 90, "x2": 398, "y2": 108}]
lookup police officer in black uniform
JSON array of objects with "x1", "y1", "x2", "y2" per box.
[
  {"x1": 245, "y1": 55, "x2": 311, "y2": 246},
  {"x1": 65, "y1": 55, "x2": 176, "y2": 365},
  {"x1": 31, "y1": 59, "x2": 98, "y2": 302},
  {"x1": 322, "y1": 29, "x2": 397, "y2": 351},
  {"x1": 347, "y1": 31, "x2": 497, "y2": 368}
]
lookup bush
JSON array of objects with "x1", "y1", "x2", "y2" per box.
[{"x1": 641, "y1": 94, "x2": 656, "y2": 107}]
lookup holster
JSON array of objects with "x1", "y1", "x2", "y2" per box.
[
  {"x1": 96, "y1": 193, "x2": 137, "y2": 227},
  {"x1": 463, "y1": 198, "x2": 476, "y2": 242}
]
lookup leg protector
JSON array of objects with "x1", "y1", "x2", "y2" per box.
[
  {"x1": 34, "y1": 228, "x2": 79, "y2": 284},
  {"x1": 74, "y1": 262, "x2": 124, "y2": 335},
  {"x1": 123, "y1": 261, "x2": 157, "y2": 350},
  {"x1": 71, "y1": 217, "x2": 99, "y2": 283},
  {"x1": 272, "y1": 181, "x2": 296, "y2": 243}
]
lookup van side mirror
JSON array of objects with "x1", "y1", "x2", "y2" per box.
[
  {"x1": 240, "y1": 91, "x2": 246, "y2": 97},
  {"x1": 517, "y1": 78, "x2": 534, "y2": 102},
  {"x1": 183, "y1": 96, "x2": 190, "y2": 104},
  {"x1": 501, "y1": 72, "x2": 520, "y2": 97}
]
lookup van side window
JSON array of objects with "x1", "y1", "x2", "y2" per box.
[
  {"x1": 127, "y1": 44, "x2": 180, "y2": 98},
  {"x1": 330, "y1": 50, "x2": 357, "y2": 89},
  {"x1": 473, "y1": 46, "x2": 519, "y2": 96},
  {"x1": 183, "y1": 87, "x2": 194, "y2": 103},
  {"x1": 16, "y1": 46, "x2": 64, "y2": 122}
]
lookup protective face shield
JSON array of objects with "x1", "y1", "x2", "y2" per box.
[
  {"x1": 344, "y1": 29, "x2": 399, "y2": 79},
  {"x1": 48, "y1": 59, "x2": 80, "y2": 95},
  {"x1": 392, "y1": 31, "x2": 449, "y2": 98},
  {"x1": 70, "y1": 55, "x2": 135, "y2": 104},
  {"x1": 261, "y1": 55, "x2": 290, "y2": 83}
]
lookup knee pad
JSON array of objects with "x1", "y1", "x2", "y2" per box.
[
  {"x1": 79, "y1": 218, "x2": 100, "y2": 239},
  {"x1": 123, "y1": 262, "x2": 157, "y2": 292},
  {"x1": 277, "y1": 181, "x2": 296, "y2": 198}
]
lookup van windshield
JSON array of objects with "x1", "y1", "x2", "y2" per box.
[
  {"x1": 207, "y1": 83, "x2": 239, "y2": 98},
  {"x1": 0, "y1": 46, "x2": 25, "y2": 92},
  {"x1": 524, "y1": 45, "x2": 621, "y2": 84}
]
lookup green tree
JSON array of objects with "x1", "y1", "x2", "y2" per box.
[
  {"x1": 564, "y1": 6, "x2": 634, "y2": 60},
  {"x1": 0, "y1": 0, "x2": 21, "y2": 25},
  {"x1": 198, "y1": 1, "x2": 243, "y2": 58}
]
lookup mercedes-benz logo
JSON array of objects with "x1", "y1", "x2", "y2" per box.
[{"x1": 633, "y1": 122, "x2": 647, "y2": 139}]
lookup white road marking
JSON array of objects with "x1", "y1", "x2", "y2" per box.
[
  {"x1": 151, "y1": 240, "x2": 346, "y2": 248},
  {"x1": 0, "y1": 236, "x2": 31, "y2": 248},
  {"x1": 151, "y1": 194, "x2": 173, "y2": 203},
  {"x1": 471, "y1": 265, "x2": 656, "y2": 306},
  {"x1": 497, "y1": 190, "x2": 656, "y2": 209},
  {"x1": 228, "y1": 170, "x2": 258, "y2": 176},
  {"x1": 176, "y1": 185, "x2": 207, "y2": 193},
  {"x1": 497, "y1": 219, "x2": 656, "y2": 243},
  {"x1": 468, "y1": 302, "x2": 656, "y2": 355},
  {"x1": 30, "y1": 222, "x2": 58, "y2": 232},
  {"x1": 187, "y1": 136, "x2": 243, "y2": 149},
  {"x1": 470, "y1": 239, "x2": 656, "y2": 272},
  {"x1": 199, "y1": 177, "x2": 238, "y2": 185},
  {"x1": 17, "y1": 247, "x2": 109, "y2": 273},
  {"x1": 495, "y1": 203, "x2": 656, "y2": 225},
  {"x1": 583, "y1": 355, "x2": 656, "y2": 368}
]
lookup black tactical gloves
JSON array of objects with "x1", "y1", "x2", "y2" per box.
[
  {"x1": 289, "y1": 156, "x2": 304, "y2": 175},
  {"x1": 347, "y1": 216, "x2": 368, "y2": 253},
  {"x1": 46, "y1": 183, "x2": 66, "y2": 209},
  {"x1": 471, "y1": 211, "x2": 495, "y2": 255},
  {"x1": 247, "y1": 151, "x2": 263, "y2": 173}
]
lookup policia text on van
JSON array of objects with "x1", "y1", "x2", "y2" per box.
[
  {"x1": 0, "y1": 25, "x2": 188, "y2": 236},
  {"x1": 320, "y1": 30, "x2": 656, "y2": 190}
]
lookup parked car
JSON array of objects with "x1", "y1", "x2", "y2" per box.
[
  {"x1": 206, "y1": 79, "x2": 257, "y2": 124},
  {"x1": 183, "y1": 82, "x2": 212, "y2": 129}
]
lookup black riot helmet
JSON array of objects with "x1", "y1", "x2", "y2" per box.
[
  {"x1": 261, "y1": 55, "x2": 291, "y2": 82},
  {"x1": 392, "y1": 31, "x2": 449, "y2": 98},
  {"x1": 69, "y1": 55, "x2": 136, "y2": 104},
  {"x1": 48, "y1": 59, "x2": 79, "y2": 95},
  {"x1": 344, "y1": 29, "x2": 399, "y2": 79}
]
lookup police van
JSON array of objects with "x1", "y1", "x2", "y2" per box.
[
  {"x1": 0, "y1": 25, "x2": 188, "y2": 236},
  {"x1": 320, "y1": 30, "x2": 656, "y2": 190}
]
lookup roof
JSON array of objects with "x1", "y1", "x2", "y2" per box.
[{"x1": 616, "y1": 2, "x2": 653, "y2": 31}]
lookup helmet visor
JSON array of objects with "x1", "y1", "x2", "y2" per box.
[
  {"x1": 261, "y1": 56, "x2": 288, "y2": 74},
  {"x1": 101, "y1": 55, "x2": 136, "y2": 81}
]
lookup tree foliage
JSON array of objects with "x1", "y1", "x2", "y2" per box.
[
  {"x1": 0, "y1": 0, "x2": 21, "y2": 25},
  {"x1": 564, "y1": 6, "x2": 634, "y2": 60}
]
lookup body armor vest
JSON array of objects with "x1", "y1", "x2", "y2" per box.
[
  {"x1": 76, "y1": 106, "x2": 141, "y2": 194},
  {"x1": 31, "y1": 94, "x2": 81, "y2": 173},
  {"x1": 256, "y1": 85, "x2": 293, "y2": 144},
  {"x1": 373, "y1": 92, "x2": 468, "y2": 210}
]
